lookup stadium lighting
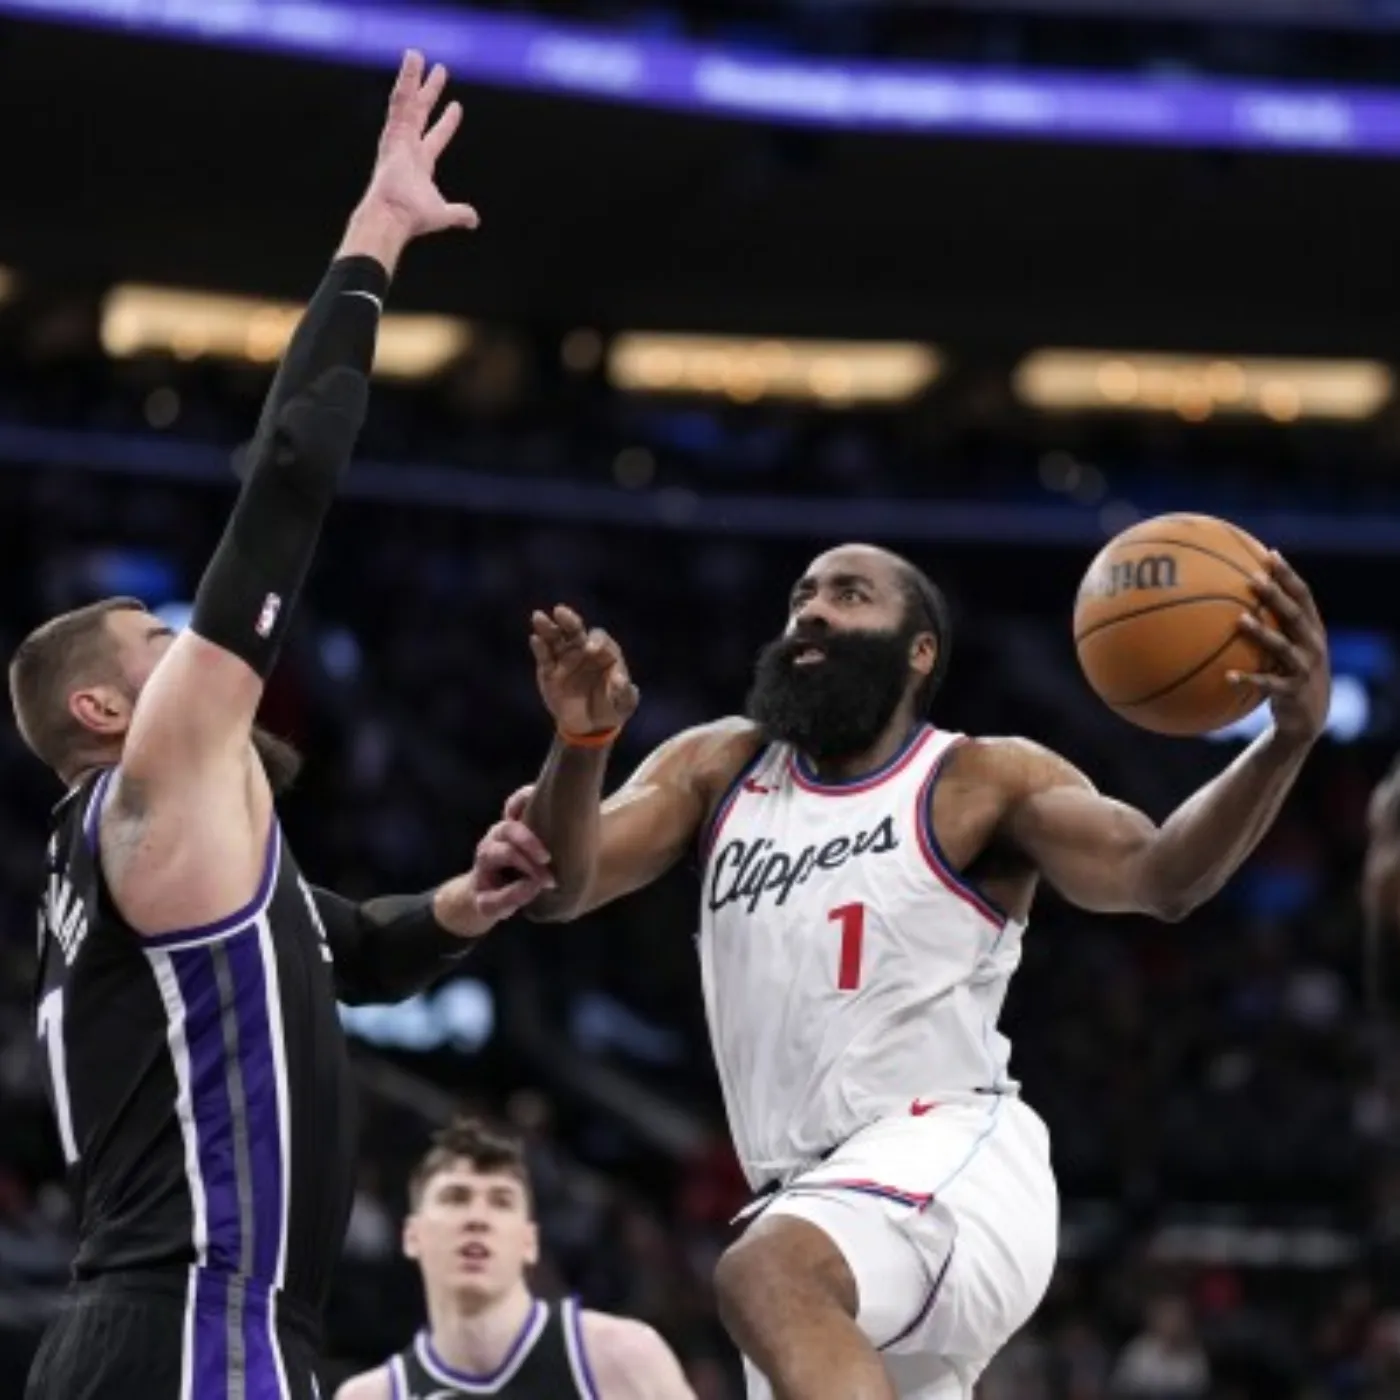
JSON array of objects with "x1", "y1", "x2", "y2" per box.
[
  {"x1": 1014, "y1": 350, "x2": 1393, "y2": 422},
  {"x1": 609, "y1": 333, "x2": 942, "y2": 406},
  {"x1": 101, "y1": 284, "x2": 472, "y2": 381}
]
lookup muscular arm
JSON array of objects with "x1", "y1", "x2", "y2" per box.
[
  {"x1": 978, "y1": 727, "x2": 1312, "y2": 921},
  {"x1": 525, "y1": 718, "x2": 761, "y2": 923},
  {"x1": 104, "y1": 230, "x2": 389, "y2": 934},
  {"x1": 99, "y1": 52, "x2": 476, "y2": 937},
  {"x1": 581, "y1": 1313, "x2": 696, "y2": 1400},
  {"x1": 332, "y1": 1368, "x2": 391, "y2": 1400}
]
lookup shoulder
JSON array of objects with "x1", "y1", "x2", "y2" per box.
[
  {"x1": 332, "y1": 1366, "x2": 393, "y2": 1400},
  {"x1": 628, "y1": 716, "x2": 764, "y2": 797},
  {"x1": 940, "y1": 734, "x2": 1097, "y2": 802},
  {"x1": 675, "y1": 715, "x2": 764, "y2": 768},
  {"x1": 578, "y1": 1311, "x2": 692, "y2": 1397}
]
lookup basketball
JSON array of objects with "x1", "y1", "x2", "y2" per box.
[{"x1": 1073, "y1": 513, "x2": 1275, "y2": 736}]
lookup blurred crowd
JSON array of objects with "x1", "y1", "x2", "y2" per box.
[
  {"x1": 475, "y1": 0, "x2": 1400, "y2": 87},
  {"x1": 0, "y1": 364, "x2": 1399, "y2": 1399}
]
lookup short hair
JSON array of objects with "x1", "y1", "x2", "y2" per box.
[
  {"x1": 407, "y1": 1116, "x2": 532, "y2": 1214},
  {"x1": 8, "y1": 598, "x2": 146, "y2": 777},
  {"x1": 896, "y1": 560, "x2": 953, "y2": 715}
]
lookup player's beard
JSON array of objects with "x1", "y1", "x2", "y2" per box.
[
  {"x1": 746, "y1": 620, "x2": 915, "y2": 765},
  {"x1": 252, "y1": 725, "x2": 303, "y2": 795}
]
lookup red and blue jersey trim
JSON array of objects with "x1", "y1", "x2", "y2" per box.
[
  {"x1": 915, "y1": 739, "x2": 1009, "y2": 930},
  {"x1": 699, "y1": 745, "x2": 769, "y2": 863},
  {"x1": 790, "y1": 1177, "x2": 934, "y2": 1210},
  {"x1": 789, "y1": 724, "x2": 935, "y2": 797}
]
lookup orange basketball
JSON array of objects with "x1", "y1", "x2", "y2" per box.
[{"x1": 1073, "y1": 513, "x2": 1275, "y2": 736}]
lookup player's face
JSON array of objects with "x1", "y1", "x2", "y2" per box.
[
  {"x1": 746, "y1": 546, "x2": 934, "y2": 762},
  {"x1": 404, "y1": 1160, "x2": 538, "y2": 1305},
  {"x1": 108, "y1": 607, "x2": 176, "y2": 698}
]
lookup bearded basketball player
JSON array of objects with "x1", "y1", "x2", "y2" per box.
[
  {"x1": 511, "y1": 541, "x2": 1330, "y2": 1400},
  {"x1": 11, "y1": 54, "x2": 554, "y2": 1400},
  {"x1": 335, "y1": 1117, "x2": 694, "y2": 1400}
]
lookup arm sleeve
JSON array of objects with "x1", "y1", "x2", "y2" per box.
[
  {"x1": 191, "y1": 256, "x2": 389, "y2": 676},
  {"x1": 311, "y1": 886, "x2": 477, "y2": 1006}
]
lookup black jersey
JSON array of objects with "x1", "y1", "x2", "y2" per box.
[
  {"x1": 33, "y1": 767, "x2": 358, "y2": 1320},
  {"x1": 389, "y1": 1299, "x2": 597, "y2": 1400}
]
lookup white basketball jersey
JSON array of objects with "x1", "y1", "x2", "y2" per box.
[{"x1": 698, "y1": 724, "x2": 1027, "y2": 1189}]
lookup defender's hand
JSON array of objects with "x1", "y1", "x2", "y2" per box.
[
  {"x1": 434, "y1": 818, "x2": 554, "y2": 938},
  {"x1": 1230, "y1": 551, "x2": 1330, "y2": 745},
  {"x1": 360, "y1": 50, "x2": 480, "y2": 242},
  {"x1": 530, "y1": 606, "x2": 639, "y2": 737}
]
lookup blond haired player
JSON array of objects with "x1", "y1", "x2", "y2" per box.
[
  {"x1": 335, "y1": 1118, "x2": 694, "y2": 1400},
  {"x1": 513, "y1": 541, "x2": 1330, "y2": 1400}
]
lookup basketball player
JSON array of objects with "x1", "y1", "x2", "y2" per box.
[
  {"x1": 334, "y1": 1116, "x2": 695, "y2": 1400},
  {"x1": 10, "y1": 53, "x2": 554, "y2": 1400},
  {"x1": 511, "y1": 541, "x2": 1330, "y2": 1400}
]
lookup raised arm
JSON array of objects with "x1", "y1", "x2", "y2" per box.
[
  {"x1": 103, "y1": 52, "x2": 479, "y2": 936},
  {"x1": 580, "y1": 1312, "x2": 697, "y2": 1400},
  {"x1": 520, "y1": 606, "x2": 760, "y2": 922},
  {"x1": 983, "y1": 553, "x2": 1329, "y2": 921}
]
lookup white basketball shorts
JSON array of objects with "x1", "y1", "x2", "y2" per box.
[{"x1": 740, "y1": 1095, "x2": 1058, "y2": 1400}]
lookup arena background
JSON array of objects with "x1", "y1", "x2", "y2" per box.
[{"x1": 3, "y1": 2, "x2": 1400, "y2": 1396}]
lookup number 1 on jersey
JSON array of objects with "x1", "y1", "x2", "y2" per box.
[
  {"x1": 828, "y1": 902, "x2": 866, "y2": 992},
  {"x1": 37, "y1": 988, "x2": 80, "y2": 1166}
]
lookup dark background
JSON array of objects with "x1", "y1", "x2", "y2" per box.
[{"x1": 3, "y1": 3, "x2": 1400, "y2": 1397}]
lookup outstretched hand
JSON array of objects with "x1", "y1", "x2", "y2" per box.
[
  {"x1": 530, "y1": 606, "x2": 639, "y2": 737},
  {"x1": 434, "y1": 816, "x2": 554, "y2": 938},
  {"x1": 356, "y1": 50, "x2": 479, "y2": 247}
]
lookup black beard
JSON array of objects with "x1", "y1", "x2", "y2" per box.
[
  {"x1": 253, "y1": 725, "x2": 303, "y2": 796},
  {"x1": 745, "y1": 622, "x2": 915, "y2": 765}
]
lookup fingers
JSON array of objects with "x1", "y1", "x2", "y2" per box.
[
  {"x1": 1264, "y1": 549, "x2": 1318, "y2": 614},
  {"x1": 1248, "y1": 553, "x2": 1324, "y2": 645},
  {"x1": 414, "y1": 62, "x2": 449, "y2": 130},
  {"x1": 476, "y1": 870, "x2": 552, "y2": 921},
  {"x1": 582, "y1": 627, "x2": 620, "y2": 670},
  {"x1": 388, "y1": 49, "x2": 424, "y2": 120},
  {"x1": 386, "y1": 52, "x2": 462, "y2": 147},
  {"x1": 423, "y1": 98, "x2": 463, "y2": 162},
  {"x1": 478, "y1": 819, "x2": 552, "y2": 872},
  {"x1": 444, "y1": 202, "x2": 481, "y2": 232},
  {"x1": 1225, "y1": 669, "x2": 1294, "y2": 698},
  {"x1": 606, "y1": 660, "x2": 640, "y2": 719},
  {"x1": 532, "y1": 609, "x2": 564, "y2": 646},
  {"x1": 503, "y1": 785, "x2": 534, "y2": 821},
  {"x1": 553, "y1": 605, "x2": 586, "y2": 642},
  {"x1": 1236, "y1": 611, "x2": 1304, "y2": 676},
  {"x1": 531, "y1": 607, "x2": 603, "y2": 668}
]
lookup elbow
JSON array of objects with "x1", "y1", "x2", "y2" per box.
[
  {"x1": 1135, "y1": 867, "x2": 1202, "y2": 923},
  {"x1": 1129, "y1": 845, "x2": 1199, "y2": 923},
  {"x1": 1145, "y1": 893, "x2": 1195, "y2": 924}
]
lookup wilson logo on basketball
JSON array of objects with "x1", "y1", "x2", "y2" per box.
[{"x1": 1081, "y1": 554, "x2": 1178, "y2": 600}]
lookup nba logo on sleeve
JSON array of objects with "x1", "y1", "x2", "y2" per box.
[{"x1": 255, "y1": 593, "x2": 283, "y2": 639}]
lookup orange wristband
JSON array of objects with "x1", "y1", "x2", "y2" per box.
[{"x1": 558, "y1": 725, "x2": 621, "y2": 749}]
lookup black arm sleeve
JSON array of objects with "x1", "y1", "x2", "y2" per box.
[
  {"x1": 190, "y1": 257, "x2": 387, "y2": 677},
  {"x1": 312, "y1": 886, "x2": 476, "y2": 1006},
  {"x1": 246, "y1": 256, "x2": 388, "y2": 465}
]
